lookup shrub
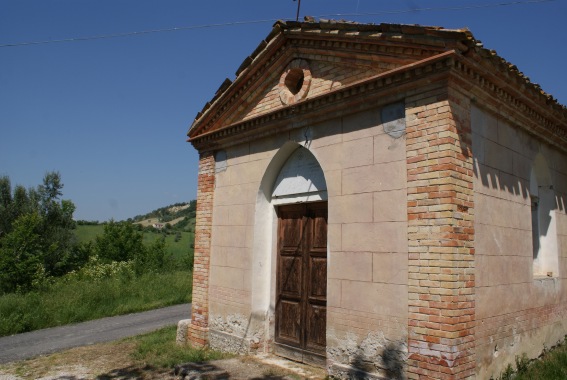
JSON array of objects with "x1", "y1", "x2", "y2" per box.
[
  {"x1": 94, "y1": 221, "x2": 145, "y2": 263},
  {"x1": 65, "y1": 256, "x2": 135, "y2": 283}
]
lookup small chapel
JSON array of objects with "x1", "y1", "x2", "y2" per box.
[{"x1": 183, "y1": 19, "x2": 567, "y2": 379}]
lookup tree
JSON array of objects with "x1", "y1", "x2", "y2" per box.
[
  {"x1": 93, "y1": 221, "x2": 170, "y2": 274},
  {"x1": 94, "y1": 221, "x2": 145, "y2": 263},
  {"x1": 0, "y1": 213, "x2": 44, "y2": 293},
  {"x1": 0, "y1": 172, "x2": 78, "y2": 292}
]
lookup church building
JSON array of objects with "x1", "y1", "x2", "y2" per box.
[{"x1": 184, "y1": 19, "x2": 567, "y2": 379}]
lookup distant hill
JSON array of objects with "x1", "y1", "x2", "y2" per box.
[{"x1": 130, "y1": 201, "x2": 197, "y2": 231}]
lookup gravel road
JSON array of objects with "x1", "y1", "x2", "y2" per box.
[{"x1": 0, "y1": 303, "x2": 191, "y2": 364}]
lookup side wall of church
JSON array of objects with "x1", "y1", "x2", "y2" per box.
[{"x1": 472, "y1": 105, "x2": 567, "y2": 379}]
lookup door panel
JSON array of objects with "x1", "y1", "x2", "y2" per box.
[
  {"x1": 276, "y1": 202, "x2": 327, "y2": 360},
  {"x1": 308, "y1": 257, "x2": 327, "y2": 299},
  {"x1": 306, "y1": 304, "x2": 327, "y2": 351},
  {"x1": 278, "y1": 300, "x2": 301, "y2": 345},
  {"x1": 280, "y1": 255, "x2": 302, "y2": 296}
]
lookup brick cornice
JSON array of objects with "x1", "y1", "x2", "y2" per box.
[
  {"x1": 189, "y1": 50, "x2": 567, "y2": 154},
  {"x1": 449, "y1": 55, "x2": 567, "y2": 152}
]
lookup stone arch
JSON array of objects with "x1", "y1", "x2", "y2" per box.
[
  {"x1": 250, "y1": 141, "x2": 328, "y2": 350},
  {"x1": 530, "y1": 153, "x2": 558, "y2": 277}
]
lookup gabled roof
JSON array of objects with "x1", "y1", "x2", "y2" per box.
[{"x1": 187, "y1": 18, "x2": 567, "y2": 149}]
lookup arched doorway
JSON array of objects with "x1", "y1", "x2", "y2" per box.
[{"x1": 270, "y1": 146, "x2": 328, "y2": 365}]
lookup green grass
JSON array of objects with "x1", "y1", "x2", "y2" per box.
[
  {"x1": 142, "y1": 230, "x2": 195, "y2": 260},
  {"x1": 493, "y1": 343, "x2": 567, "y2": 380},
  {"x1": 75, "y1": 225, "x2": 195, "y2": 260},
  {"x1": 0, "y1": 270, "x2": 192, "y2": 337},
  {"x1": 130, "y1": 326, "x2": 228, "y2": 368},
  {"x1": 512, "y1": 344, "x2": 567, "y2": 380},
  {"x1": 75, "y1": 224, "x2": 105, "y2": 243}
]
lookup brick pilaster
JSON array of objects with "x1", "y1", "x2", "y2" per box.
[
  {"x1": 405, "y1": 87, "x2": 476, "y2": 379},
  {"x1": 188, "y1": 151, "x2": 215, "y2": 347}
]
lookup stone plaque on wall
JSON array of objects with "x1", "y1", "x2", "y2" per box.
[
  {"x1": 381, "y1": 102, "x2": 406, "y2": 139},
  {"x1": 215, "y1": 150, "x2": 227, "y2": 173}
]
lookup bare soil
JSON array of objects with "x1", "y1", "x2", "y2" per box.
[{"x1": 0, "y1": 340, "x2": 326, "y2": 380}]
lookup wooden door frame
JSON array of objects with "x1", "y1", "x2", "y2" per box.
[{"x1": 273, "y1": 201, "x2": 328, "y2": 366}]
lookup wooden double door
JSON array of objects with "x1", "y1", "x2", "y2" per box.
[{"x1": 275, "y1": 202, "x2": 327, "y2": 364}]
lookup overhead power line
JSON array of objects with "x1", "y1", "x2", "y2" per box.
[
  {"x1": 317, "y1": 0, "x2": 555, "y2": 18},
  {"x1": 0, "y1": 0, "x2": 555, "y2": 48},
  {"x1": 0, "y1": 19, "x2": 280, "y2": 48}
]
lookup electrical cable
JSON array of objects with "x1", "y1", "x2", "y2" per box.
[
  {"x1": 0, "y1": 0, "x2": 556, "y2": 48},
  {"x1": 317, "y1": 0, "x2": 555, "y2": 18},
  {"x1": 0, "y1": 19, "x2": 280, "y2": 48}
]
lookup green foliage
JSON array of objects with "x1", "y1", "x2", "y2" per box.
[
  {"x1": 76, "y1": 220, "x2": 100, "y2": 226},
  {"x1": 493, "y1": 344, "x2": 567, "y2": 380},
  {"x1": 94, "y1": 221, "x2": 145, "y2": 263},
  {"x1": 498, "y1": 363, "x2": 514, "y2": 380},
  {"x1": 513, "y1": 343, "x2": 567, "y2": 380},
  {"x1": 91, "y1": 221, "x2": 175, "y2": 275},
  {"x1": 0, "y1": 213, "x2": 44, "y2": 293},
  {"x1": 65, "y1": 255, "x2": 135, "y2": 282},
  {"x1": 515, "y1": 353, "x2": 530, "y2": 374},
  {"x1": 134, "y1": 236, "x2": 170, "y2": 274},
  {"x1": 0, "y1": 172, "x2": 78, "y2": 293},
  {"x1": 0, "y1": 270, "x2": 192, "y2": 336},
  {"x1": 131, "y1": 326, "x2": 227, "y2": 368}
]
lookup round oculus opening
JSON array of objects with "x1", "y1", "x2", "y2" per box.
[{"x1": 284, "y1": 68, "x2": 304, "y2": 95}]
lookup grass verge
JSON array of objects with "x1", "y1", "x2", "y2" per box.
[
  {"x1": 512, "y1": 343, "x2": 567, "y2": 380},
  {"x1": 0, "y1": 270, "x2": 192, "y2": 337},
  {"x1": 130, "y1": 326, "x2": 228, "y2": 368},
  {"x1": 494, "y1": 340, "x2": 567, "y2": 380}
]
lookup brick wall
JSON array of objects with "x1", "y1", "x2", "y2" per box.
[
  {"x1": 405, "y1": 86, "x2": 476, "y2": 380},
  {"x1": 231, "y1": 59, "x2": 391, "y2": 124},
  {"x1": 188, "y1": 151, "x2": 215, "y2": 347}
]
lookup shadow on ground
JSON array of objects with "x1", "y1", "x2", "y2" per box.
[
  {"x1": 96, "y1": 364, "x2": 156, "y2": 379},
  {"x1": 93, "y1": 361, "x2": 302, "y2": 379}
]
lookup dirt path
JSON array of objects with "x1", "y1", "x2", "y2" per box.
[{"x1": 0, "y1": 339, "x2": 327, "y2": 379}]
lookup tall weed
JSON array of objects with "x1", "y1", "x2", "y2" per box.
[{"x1": 0, "y1": 270, "x2": 192, "y2": 337}]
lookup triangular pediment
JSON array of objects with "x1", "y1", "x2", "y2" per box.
[
  {"x1": 223, "y1": 59, "x2": 389, "y2": 127},
  {"x1": 187, "y1": 20, "x2": 472, "y2": 141},
  {"x1": 188, "y1": 19, "x2": 567, "y2": 144}
]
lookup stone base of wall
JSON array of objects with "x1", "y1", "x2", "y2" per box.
[
  {"x1": 210, "y1": 329, "x2": 251, "y2": 354},
  {"x1": 176, "y1": 319, "x2": 191, "y2": 345}
]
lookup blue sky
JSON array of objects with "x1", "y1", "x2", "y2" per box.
[{"x1": 1, "y1": 0, "x2": 565, "y2": 221}]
